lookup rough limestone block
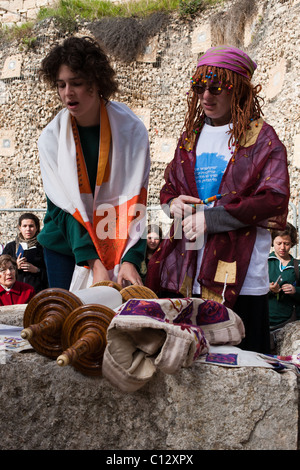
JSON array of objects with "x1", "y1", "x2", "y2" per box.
[
  {"x1": 0, "y1": 351, "x2": 297, "y2": 450},
  {"x1": 10, "y1": 0, "x2": 24, "y2": 9},
  {"x1": 137, "y1": 37, "x2": 158, "y2": 63},
  {"x1": 0, "y1": 304, "x2": 26, "y2": 326},
  {"x1": 0, "y1": 304, "x2": 298, "y2": 450},
  {"x1": 23, "y1": 0, "x2": 36, "y2": 9},
  {"x1": 293, "y1": 134, "x2": 300, "y2": 169},
  {"x1": 0, "y1": 1, "x2": 10, "y2": 11},
  {"x1": 0, "y1": 81, "x2": 7, "y2": 105},
  {"x1": 1, "y1": 55, "x2": 22, "y2": 79},
  {"x1": 0, "y1": 129, "x2": 15, "y2": 157},
  {"x1": 266, "y1": 59, "x2": 286, "y2": 100},
  {"x1": 36, "y1": 0, "x2": 51, "y2": 7},
  {"x1": 26, "y1": 7, "x2": 39, "y2": 20},
  {"x1": 152, "y1": 137, "x2": 177, "y2": 163},
  {"x1": 276, "y1": 320, "x2": 300, "y2": 356},
  {"x1": 0, "y1": 189, "x2": 14, "y2": 209},
  {"x1": 191, "y1": 25, "x2": 211, "y2": 54},
  {"x1": 244, "y1": 5, "x2": 264, "y2": 47}
]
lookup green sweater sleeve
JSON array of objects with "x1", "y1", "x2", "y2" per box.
[{"x1": 38, "y1": 197, "x2": 98, "y2": 266}]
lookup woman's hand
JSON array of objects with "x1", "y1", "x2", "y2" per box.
[
  {"x1": 270, "y1": 282, "x2": 296, "y2": 295},
  {"x1": 88, "y1": 258, "x2": 110, "y2": 284},
  {"x1": 170, "y1": 195, "x2": 201, "y2": 219},
  {"x1": 17, "y1": 254, "x2": 25, "y2": 270},
  {"x1": 18, "y1": 254, "x2": 40, "y2": 273},
  {"x1": 117, "y1": 262, "x2": 143, "y2": 287},
  {"x1": 281, "y1": 283, "x2": 296, "y2": 295},
  {"x1": 269, "y1": 281, "x2": 281, "y2": 294},
  {"x1": 181, "y1": 206, "x2": 207, "y2": 251}
]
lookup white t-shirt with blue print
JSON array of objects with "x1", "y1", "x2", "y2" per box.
[{"x1": 195, "y1": 123, "x2": 232, "y2": 202}]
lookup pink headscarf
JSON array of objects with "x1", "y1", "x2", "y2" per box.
[{"x1": 197, "y1": 45, "x2": 257, "y2": 79}]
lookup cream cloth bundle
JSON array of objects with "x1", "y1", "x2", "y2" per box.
[{"x1": 103, "y1": 297, "x2": 244, "y2": 392}]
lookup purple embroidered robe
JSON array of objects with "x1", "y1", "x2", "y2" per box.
[{"x1": 146, "y1": 120, "x2": 290, "y2": 308}]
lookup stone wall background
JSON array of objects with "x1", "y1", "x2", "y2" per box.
[
  {"x1": 0, "y1": 304, "x2": 299, "y2": 450},
  {"x1": 0, "y1": 0, "x2": 53, "y2": 26},
  {"x1": 0, "y1": 0, "x2": 299, "y2": 248}
]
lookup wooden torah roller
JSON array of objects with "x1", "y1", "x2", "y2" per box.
[
  {"x1": 21, "y1": 288, "x2": 82, "y2": 359},
  {"x1": 120, "y1": 285, "x2": 158, "y2": 302},
  {"x1": 57, "y1": 304, "x2": 115, "y2": 376},
  {"x1": 91, "y1": 281, "x2": 122, "y2": 291}
]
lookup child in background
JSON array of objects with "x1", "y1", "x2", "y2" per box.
[
  {"x1": 268, "y1": 222, "x2": 300, "y2": 327},
  {"x1": 141, "y1": 224, "x2": 162, "y2": 283}
]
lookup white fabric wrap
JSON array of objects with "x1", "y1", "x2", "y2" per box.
[{"x1": 38, "y1": 101, "x2": 150, "y2": 281}]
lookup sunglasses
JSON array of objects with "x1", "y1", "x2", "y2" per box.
[{"x1": 192, "y1": 83, "x2": 224, "y2": 95}]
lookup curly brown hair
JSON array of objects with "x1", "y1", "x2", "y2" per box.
[
  {"x1": 271, "y1": 222, "x2": 298, "y2": 247},
  {"x1": 39, "y1": 36, "x2": 118, "y2": 100},
  {"x1": 184, "y1": 65, "x2": 264, "y2": 150}
]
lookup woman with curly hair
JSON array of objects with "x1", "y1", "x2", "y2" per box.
[
  {"x1": 37, "y1": 36, "x2": 150, "y2": 290},
  {"x1": 146, "y1": 45, "x2": 290, "y2": 354}
]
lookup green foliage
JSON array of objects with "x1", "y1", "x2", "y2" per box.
[
  {"x1": 21, "y1": 36, "x2": 37, "y2": 50},
  {"x1": 38, "y1": 0, "x2": 121, "y2": 22},
  {"x1": 0, "y1": 0, "x2": 223, "y2": 44},
  {"x1": 0, "y1": 21, "x2": 36, "y2": 47},
  {"x1": 178, "y1": 0, "x2": 204, "y2": 16},
  {"x1": 37, "y1": 0, "x2": 220, "y2": 23}
]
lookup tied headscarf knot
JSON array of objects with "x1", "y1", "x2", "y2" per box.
[{"x1": 197, "y1": 45, "x2": 257, "y2": 79}]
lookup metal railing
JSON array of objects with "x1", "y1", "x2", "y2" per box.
[{"x1": 0, "y1": 201, "x2": 299, "y2": 256}]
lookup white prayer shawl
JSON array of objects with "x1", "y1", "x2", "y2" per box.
[{"x1": 38, "y1": 101, "x2": 150, "y2": 281}]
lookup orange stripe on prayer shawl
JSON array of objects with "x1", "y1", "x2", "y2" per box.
[
  {"x1": 72, "y1": 208, "x2": 86, "y2": 226},
  {"x1": 93, "y1": 187, "x2": 147, "y2": 271},
  {"x1": 97, "y1": 99, "x2": 111, "y2": 186},
  {"x1": 70, "y1": 102, "x2": 111, "y2": 267},
  {"x1": 71, "y1": 116, "x2": 92, "y2": 195},
  {"x1": 70, "y1": 100, "x2": 146, "y2": 271},
  {"x1": 72, "y1": 209, "x2": 107, "y2": 266},
  {"x1": 71, "y1": 99, "x2": 110, "y2": 196}
]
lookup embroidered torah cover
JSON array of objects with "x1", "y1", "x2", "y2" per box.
[{"x1": 102, "y1": 297, "x2": 244, "y2": 392}]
